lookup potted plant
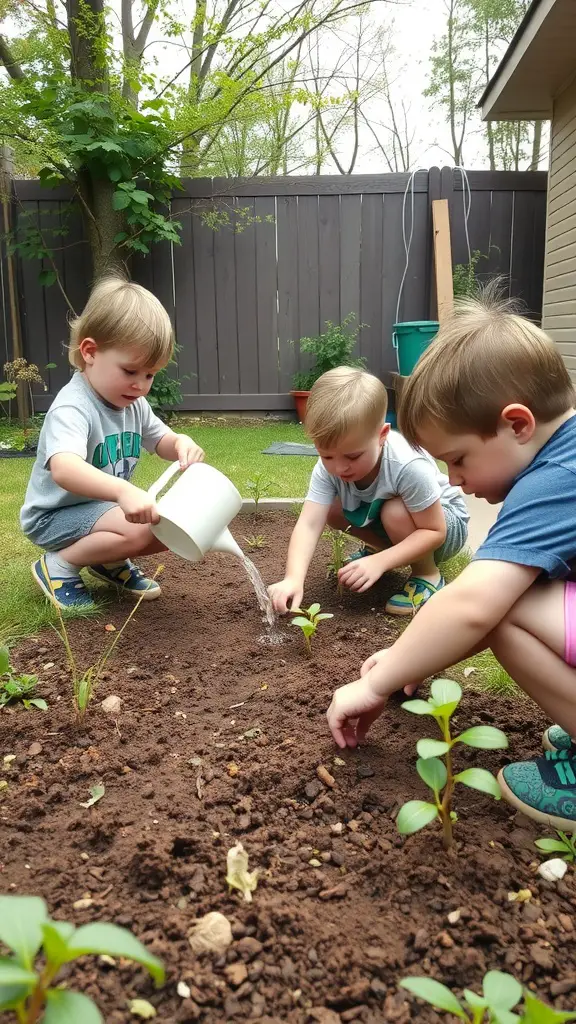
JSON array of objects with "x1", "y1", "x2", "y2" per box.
[{"x1": 290, "y1": 314, "x2": 366, "y2": 422}]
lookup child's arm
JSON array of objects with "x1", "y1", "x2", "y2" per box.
[
  {"x1": 50, "y1": 453, "x2": 160, "y2": 524},
  {"x1": 338, "y1": 499, "x2": 447, "y2": 592},
  {"x1": 155, "y1": 430, "x2": 204, "y2": 468},
  {"x1": 269, "y1": 500, "x2": 330, "y2": 613},
  {"x1": 327, "y1": 558, "x2": 539, "y2": 747}
]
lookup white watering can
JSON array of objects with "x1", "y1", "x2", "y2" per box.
[{"x1": 148, "y1": 461, "x2": 243, "y2": 562}]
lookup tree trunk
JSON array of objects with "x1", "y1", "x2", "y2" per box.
[
  {"x1": 529, "y1": 120, "x2": 543, "y2": 170},
  {"x1": 77, "y1": 173, "x2": 126, "y2": 281}
]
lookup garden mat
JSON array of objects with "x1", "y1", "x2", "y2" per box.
[{"x1": 1, "y1": 512, "x2": 575, "y2": 1023}]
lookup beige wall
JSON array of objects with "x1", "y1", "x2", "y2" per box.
[{"x1": 542, "y1": 75, "x2": 576, "y2": 378}]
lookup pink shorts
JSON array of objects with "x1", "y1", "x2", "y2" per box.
[{"x1": 564, "y1": 582, "x2": 576, "y2": 667}]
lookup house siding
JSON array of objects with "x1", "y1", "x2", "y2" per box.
[{"x1": 543, "y1": 76, "x2": 576, "y2": 379}]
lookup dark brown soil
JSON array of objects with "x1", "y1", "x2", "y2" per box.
[{"x1": 1, "y1": 513, "x2": 575, "y2": 1024}]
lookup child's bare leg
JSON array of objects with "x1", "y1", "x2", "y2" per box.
[
  {"x1": 490, "y1": 580, "x2": 576, "y2": 736},
  {"x1": 60, "y1": 507, "x2": 167, "y2": 567},
  {"x1": 326, "y1": 500, "x2": 385, "y2": 551},
  {"x1": 380, "y1": 498, "x2": 437, "y2": 577}
]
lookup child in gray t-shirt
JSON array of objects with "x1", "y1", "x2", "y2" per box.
[
  {"x1": 269, "y1": 367, "x2": 469, "y2": 617},
  {"x1": 21, "y1": 277, "x2": 204, "y2": 611}
]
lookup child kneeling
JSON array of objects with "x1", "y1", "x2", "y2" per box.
[
  {"x1": 21, "y1": 277, "x2": 204, "y2": 611},
  {"x1": 269, "y1": 366, "x2": 469, "y2": 615}
]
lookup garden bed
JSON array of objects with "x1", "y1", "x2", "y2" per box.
[{"x1": 1, "y1": 512, "x2": 575, "y2": 1023}]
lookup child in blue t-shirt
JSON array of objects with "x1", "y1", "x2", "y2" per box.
[{"x1": 327, "y1": 292, "x2": 576, "y2": 831}]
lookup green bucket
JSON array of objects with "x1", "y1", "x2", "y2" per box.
[{"x1": 393, "y1": 321, "x2": 439, "y2": 376}]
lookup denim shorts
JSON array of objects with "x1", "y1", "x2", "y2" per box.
[
  {"x1": 368, "y1": 502, "x2": 469, "y2": 565},
  {"x1": 25, "y1": 501, "x2": 117, "y2": 552}
]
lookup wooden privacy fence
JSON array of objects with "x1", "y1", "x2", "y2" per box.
[{"x1": 0, "y1": 167, "x2": 547, "y2": 413}]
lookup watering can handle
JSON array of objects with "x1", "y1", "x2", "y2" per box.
[
  {"x1": 392, "y1": 331, "x2": 398, "y2": 349},
  {"x1": 147, "y1": 461, "x2": 181, "y2": 502}
]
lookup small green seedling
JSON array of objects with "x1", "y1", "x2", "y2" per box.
[
  {"x1": 50, "y1": 567, "x2": 163, "y2": 721},
  {"x1": 535, "y1": 829, "x2": 576, "y2": 862},
  {"x1": 323, "y1": 527, "x2": 352, "y2": 595},
  {"x1": 246, "y1": 473, "x2": 276, "y2": 514},
  {"x1": 0, "y1": 647, "x2": 47, "y2": 711},
  {"x1": 0, "y1": 894, "x2": 164, "y2": 1023},
  {"x1": 291, "y1": 603, "x2": 333, "y2": 656},
  {"x1": 243, "y1": 534, "x2": 267, "y2": 550},
  {"x1": 397, "y1": 679, "x2": 507, "y2": 850},
  {"x1": 400, "y1": 969, "x2": 576, "y2": 1022}
]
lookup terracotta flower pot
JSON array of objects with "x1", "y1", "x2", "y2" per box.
[{"x1": 290, "y1": 390, "x2": 310, "y2": 423}]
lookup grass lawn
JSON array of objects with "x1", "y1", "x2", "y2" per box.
[{"x1": 0, "y1": 419, "x2": 311, "y2": 639}]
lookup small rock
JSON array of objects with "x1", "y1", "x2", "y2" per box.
[
  {"x1": 305, "y1": 780, "x2": 323, "y2": 802},
  {"x1": 438, "y1": 931, "x2": 454, "y2": 948},
  {"x1": 317, "y1": 765, "x2": 335, "y2": 787},
  {"x1": 550, "y1": 978, "x2": 576, "y2": 997},
  {"x1": 235, "y1": 936, "x2": 263, "y2": 961},
  {"x1": 177, "y1": 982, "x2": 191, "y2": 999},
  {"x1": 347, "y1": 820, "x2": 360, "y2": 832},
  {"x1": 101, "y1": 695, "x2": 122, "y2": 716},
  {"x1": 530, "y1": 944, "x2": 555, "y2": 970},
  {"x1": 357, "y1": 765, "x2": 375, "y2": 779},
  {"x1": 188, "y1": 912, "x2": 233, "y2": 955},
  {"x1": 523, "y1": 902, "x2": 542, "y2": 923},
  {"x1": 447, "y1": 909, "x2": 461, "y2": 925},
  {"x1": 413, "y1": 929, "x2": 429, "y2": 952},
  {"x1": 341, "y1": 1008, "x2": 368, "y2": 1022},
  {"x1": 559, "y1": 914, "x2": 574, "y2": 932},
  {"x1": 142, "y1": 785, "x2": 155, "y2": 799},
  {"x1": 224, "y1": 962, "x2": 248, "y2": 988},
  {"x1": 308, "y1": 1009, "x2": 341, "y2": 1024},
  {"x1": 330, "y1": 823, "x2": 344, "y2": 835},
  {"x1": 27, "y1": 742, "x2": 43, "y2": 756},
  {"x1": 223, "y1": 994, "x2": 242, "y2": 1018},
  {"x1": 319, "y1": 882, "x2": 348, "y2": 900},
  {"x1": 370, "y1": 978, "x2": 387, "y2": 997}
]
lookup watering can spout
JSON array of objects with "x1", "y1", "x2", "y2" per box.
[{"x1": 212, "y1": 528, "x2": 244, "y2": 560}]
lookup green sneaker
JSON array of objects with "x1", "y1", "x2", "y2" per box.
[
  {"x1": 344, "y1": 544, "x2": 375, "y2": 564},
  {"x1": 498, "y1": 750, "x2": 576, "y2": 832},
  {"x1": 386, "y1": 575, "x2": 445, "y2": 617},
  {"x1": 543, "y1": 725, "x2": 573, "y2": 752}
]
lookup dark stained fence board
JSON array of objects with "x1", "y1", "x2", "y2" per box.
[
  {"x1": 191, "y1": 212, "x2": 219, "y2": 394},
  {"x1": 213, "y1": 205, "x2": 239, "y2": 394},
  {"x1": 296, "y1": 194, "x2": 320, "y2": 375},
  {"x1": 172, "y1": 198, "x2": 199, "y2": 394},
  {"x1": 276, "y1": 195, "x2": 300, "y2": 393},
  {"x1": 254, "y1": 196, "x2": 278, "y2": 394},
  {"x1": 318, "y1": 195, "x2": 341, "y2": 326},
  {"x1": 339, "y1": 194, "x2": 362, "y2": 355},
  {"x1": 234, "y1": 199, "x2": 259, "y2": 394},
  {"x1": 39, "y1": 202, "x2": 70, "y2": 403},
  {"x1": 486, "y1": 190, "x2": 514, "y2": 291},
  {"x1": 359, "y1": 193, "x2": 384, "y2": 371},
  {"x1": 510, "y1": 189, "x2": 539, "y2": 316}
]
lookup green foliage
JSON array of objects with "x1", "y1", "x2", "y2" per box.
[
  {"x1": 0, "y1": 646, "x2": 47, "y2": 711},
  {"x1": 323, "y1": 526, "x2": 353, "y2": 596},
  {"x1": 398, "y1": 679, "x2": 507, "y2": 849},
  {"x1": 0, "y1": 894, "x2": 164, "y2": 1022},
  {"x1": 290, "y1": 602, "x2": 333, "y2": 655},
  {"x1": 246, "y1": 473, "x2": 277, "y2": 512},
  {"x1": 243, "y1": 534, "x2": 267, "y2": 549},
  {"x1": 291, "y1": 314, "x2": 366, "y2": 391},
  {"x1": 453, "y1": 250, "x2": 488, "y2": 299},
  {"x1": 535, "y1": 830, "x2": 576, "y2": 863},
  {"x1": 400, "y1": 969, "x2": 576, "y2": 1022}
]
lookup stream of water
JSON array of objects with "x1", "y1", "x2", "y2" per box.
[{"x1": 241, "y1": 554, "x2": 286, "y2": 644}]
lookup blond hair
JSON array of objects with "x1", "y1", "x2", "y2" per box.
[
  {"x1": 305, "y1": 367, "x2": 388, "y2": 447},
  {"x1": 399, "y1": 288, "x2": 575, "y2": 445},
  {"x1": 69, "y1": 277, "x2": 174, "y2": 370}
]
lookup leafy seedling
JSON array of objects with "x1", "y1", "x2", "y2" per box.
[
  {"x1": 80, "y1": 784, "x2": 105, "y2": 809},
  {"x1": 397, "y1": 679, "x2": 507, "y2": 850},
  {"x1": 0, "y1": 647, "x2": 47, "y2": 711},
  {"x1": 322, "y1": 527, "x2": 352, "y2": 595},
  {"x1": 0, "y1": 893, "x2": 164, "y2": 1023},
  {"x1": 535, "y1": 830, "x2": 576, "y2": 863},
  {"x1": 290, "y1": 603, "x2": 334, "y2": 656},
  {"x1": 400, "y1": 968, "x2": 576, "y2": 1022},
  {"x1": 246, "y1": 473, "x2": 276, "y2": 514},
  {"x1": 243, "y1": 534, "x2": 267, "y2": 550},
  {"x1": 49, "y1": 567, "x2": 163, "y2": 722}
]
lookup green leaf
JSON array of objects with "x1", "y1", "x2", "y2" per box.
[
  {"x1": 113, "y1": 232, "x2": 128, "y2": 244},
  {"x1": 315, "y1": 613, "x2": 333, "y2": 621},
  {"x1": 430, "y1": 701, "x2": 461, "y2": 720},
  {"x1": 0, "y1": 896, "x2": 48, "y2": 968},
  {"x1": 307, "y1": 603, "x2": 320, "y2": 617},
  {"x1": 535, "y1": 838, "x2": 570, "y2": 854},
  {"x1": 483, "y1": 971, "x2": 522, "y2": 1011},
  {"x1": 44, "y1": 989, "x2": 103, "y2": 1023},
  {"x1": 130, "y1": 189, "x2": 153, "y2": 205},
  {"x1": 65, "y1": 923, "x2": 165, "y2": 985},
  {"x1": 491, "y1": 1012, "x2": 521, "y2": 1024},
  {"x1": 401, "y1": 700, "x2": 433, "y2": 715},
  {"x1": 41, "y1": 922, "x2": 75, "y2": 967},
  {"x1": 416, "y1": 738, "x2": 450, "y2": 759},
  {"x1": 0, "y1": 959, "x2": 38, "y2": 987},
  {"x1": 522, "y1": 990, "x2": 576, "y2": 1023},
  {"x1": 0, "y1": 982, "x2": 35, "y2": 1011},
  {"x1": 399, "y1": 977, "x2": 466, "y2": 1017},
  {"x1": 463, "y1": 989, "x2": 487, "y2": 1010},
  {"x1": 112, "y1": 191, "x2": 132, "y2": 211},
  {"x1": 396, "y1": 800, "x2": 439, "y2": 835},
  {"x1": 0, "y1": 647, "x2": 10, "y2": 674},
  {"x1": 429, "y1": 678, "x2": 462, "y2": 708},
  {"x1": 454, "y1": 768, "x2": 501, "y2": 799},
  {"x1": 456, "y1": 725, "x2": 508, "y2": 749},
  {"x1": 416, "y1": 757, "x2": 447, "y2": 793},
  {"x1": 24, "y1": 699, "x2": 48, "y2": 711},
  {"x1": 291, "y1": 617, "x2": 310, "y2": 628},
  {"x1": 80, "y1": 785, "x2": 105, "y2": 809},
  {"x1": 39, "y1": 269, "x2": 57, "y2": 287},
  {"x1": 45, "y1": 363, "x2": 57, "y2": 370}
]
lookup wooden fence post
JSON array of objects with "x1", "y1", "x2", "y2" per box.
[
  {"x1": 0, "y1": 145, "x2": 29, "y2": 422},
  {"x1": 432, "y1": 198, "x2": 454, "y2": 324}
]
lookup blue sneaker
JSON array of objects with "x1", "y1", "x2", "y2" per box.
[
  {"x1": 32, "y1": 555, "x2": 94, "y2": 611},
  {"x1": 344, "y1": 544, "x2": 375, "y2": 564},
  {"x1": 543, "y1": 725, "x2": 573, "y2": 752},
  {"x1": 386, "y1": 575, "x2": 445, "y2": 617},
  {"x1": 88, "y1": 561, "x2": 161, "y2": 600},
  {"x1": 498, "y1": 750, "x2": 576, "y2": 832}
]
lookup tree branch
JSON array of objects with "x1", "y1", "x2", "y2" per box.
[{"x1": 0, "y1": 34, "x2": 26, "y2": 80}]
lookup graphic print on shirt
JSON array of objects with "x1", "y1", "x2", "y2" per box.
[
  {"x1": 344, "y1": 498, "x2": 385, "y2": 529},
  {"x1": 92, "y1": 431, "x2": 141, "y2": 480}
]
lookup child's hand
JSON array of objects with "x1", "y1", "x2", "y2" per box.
[
  {"x1": 268, "y1": 577, "x2": 303, "y2": 614},
  {"x1": 338, "y1": 552, "x2": 387, "y2": 593},
  {"x1": 326, "y1": 676, "x2": 388, "y2": 749},
  {"x1": 118, "y1": 483, "x2": 161, "y2": 525},
  {"x1": 175, "y1": 435, "x2": 205, "y2": 470}
]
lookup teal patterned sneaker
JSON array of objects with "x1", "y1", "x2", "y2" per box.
[
  {"x1": 32, "y1": 555, "x2": 95, "y2": 612},
  {"x1": 543, "y1": 725, "x2": 573, "y2": 752},
  {"x1": 498, "y1": 750, "x2": 576, "y2": 831},
  {"x1": 88, "y1": 561, "x2": 161, "y2": 600},
  {"x1": 344, "y1": 544, "x2": 376, "y2": 564},
  {"x1": 386, "y1": 575, "x2": 445, "y2": 617}
]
